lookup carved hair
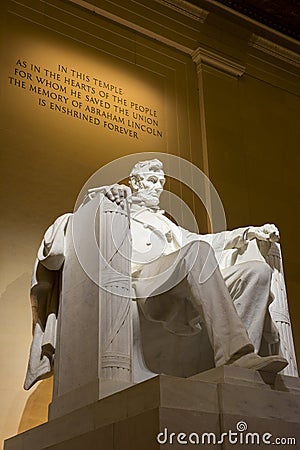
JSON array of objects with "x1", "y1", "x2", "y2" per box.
[{"x1": 130, "y1": 159, "x2": 163, "y2": 179}]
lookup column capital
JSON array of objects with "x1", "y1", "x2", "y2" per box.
[{"x1": 192, "y1": 46, "x2": 245, "y2": 78}]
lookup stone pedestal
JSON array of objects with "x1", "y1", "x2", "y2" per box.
[{"x1": 4, "y1": 367, "x2": 300, "y2": 450}]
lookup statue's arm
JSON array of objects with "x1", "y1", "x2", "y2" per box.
[
  {"x1": 180, "y1": 223, "x2": 280, "y2": 251},
  {"x1": 223, "y1": 223, "x2": 280, "y2": 249}
]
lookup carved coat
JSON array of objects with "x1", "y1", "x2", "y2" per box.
[{"x1": 24, "y1": 214, "x2": 71, "y2": 390}]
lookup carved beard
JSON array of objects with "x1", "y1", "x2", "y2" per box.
[{"x1": 134, "y1": 189, "x2": 161, "y2": 208}]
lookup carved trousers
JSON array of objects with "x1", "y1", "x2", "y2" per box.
[
  {"x1": 134, "y1": 240, "x2": 272, "y2": 366},
  {"x1": 221, "y1": 259, "x2": 273, "y2": 353}
]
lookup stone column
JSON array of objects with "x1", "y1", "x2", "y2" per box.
[{"x1": 192, "y1": 46, "x2": 246, "y2": 233}]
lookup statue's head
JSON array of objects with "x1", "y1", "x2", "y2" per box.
[{"x1": 129, "y1": 159, "x2": 165, "y2": 208}]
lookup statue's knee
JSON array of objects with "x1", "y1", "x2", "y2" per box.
[
  {"x1": 246, "y1": 260, "x2": 272, "y2": 284},
  {"x1": 187, "y1": 240, "x2": 212, "y2": 254},
  {"x1": 184, "y1": 240, "x2": 215, "y2": 267}
]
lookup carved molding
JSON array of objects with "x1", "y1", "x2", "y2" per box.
[
  {"x1": 192, "y1": 46, "x2": 245, "y2": 78},
  {"x1": 68, "y1": 0, "x2": 197, "y2": 54},
  {"x1": 153, "y1": 0, "x2": 209, "y2": 22},
  {"x1": 249, "y1": 34, "x2": 300, "y2": 69},
  {"x1": 101, "y1": 353, "x2": 131, "y2": 370}
]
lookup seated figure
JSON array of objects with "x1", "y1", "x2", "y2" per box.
[{"x1": 24, "y1": 158, "x2": 298, "y2": 391}]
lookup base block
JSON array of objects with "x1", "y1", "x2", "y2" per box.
[{"x1": 4, "y1": 367, "x2": 300, "y2": 450}]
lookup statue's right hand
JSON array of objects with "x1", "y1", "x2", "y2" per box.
[{"x1": 87, "y1": 184, "x2": 132, "y2": 207}]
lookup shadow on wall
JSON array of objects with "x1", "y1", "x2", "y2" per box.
[{"x1": 18, "y1": 378, "x2": 53, "y2": 433}]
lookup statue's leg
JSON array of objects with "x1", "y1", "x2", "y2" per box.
[
  {"x1": 176, "y1": 241, "x2": 254, "y2": 367},
  {"x1": 134, "y1": 241, "x2": 287, "y2": 373},
  {"x1": 221, "y1": 261, "x2": 272, "y2": 353}
]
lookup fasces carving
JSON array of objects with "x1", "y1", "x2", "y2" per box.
[{"x1": 99, "y1": 200, "x2": 132, "y2": 383}]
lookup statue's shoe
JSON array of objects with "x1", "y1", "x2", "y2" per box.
[{"x1": 230, "y1": 353, "x2": 288, "y2": 373}]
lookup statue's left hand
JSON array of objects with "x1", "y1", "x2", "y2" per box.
[{"x1": 246, "y1": 223, "x2": 280, "y2": 243}]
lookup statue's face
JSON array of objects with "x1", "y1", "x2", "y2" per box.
[{"x1": 131, "y1": 170, "x2": 165, "y2": 207}]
